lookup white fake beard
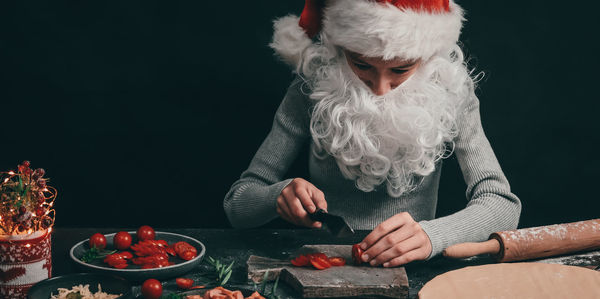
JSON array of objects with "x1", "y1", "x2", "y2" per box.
[{"x1": 307, "y1": 48, "x2": 470, "y2": 197}]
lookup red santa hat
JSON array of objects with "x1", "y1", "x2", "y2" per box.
[{"x1": 270, "y1": 0, "x2": 464, "y2": 68}]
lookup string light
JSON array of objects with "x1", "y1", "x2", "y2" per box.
[{"x1": 1, "y1": 162, "x2": 57, "y2": 236}]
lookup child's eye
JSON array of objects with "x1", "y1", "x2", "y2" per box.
[
  {"x1": 391, "y1": 68, "x2": 408, "y2": 74},
  {"x1": 353, "y1": 63, "x2": 371, "y2": 70}
]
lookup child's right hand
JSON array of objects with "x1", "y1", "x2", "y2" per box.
[{"x1": 276, "y1": 178, "x2": 328, "y2": 228}]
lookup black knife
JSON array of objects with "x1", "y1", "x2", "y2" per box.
[{"x1": 309, "y1": 209, "x2": 355, "y2": 238}]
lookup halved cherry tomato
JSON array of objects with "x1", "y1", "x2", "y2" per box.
[
  {"x1": 131, "y1": 240, "x2": 170, "y2": 257},
  {"x1": 290, "y1": 254, "x2": 310, "y2": 267},
  {"x1": 173, "y1": 241, "x2": 197, "y2": 260},
  {"x1": 328, "y1": 256, "x2": 346, "y2": 266},
  {"x1": 352, "y1": 244, "x2": 364, "y2": 265},
  {"x1": 309, "y1": 255, "x2": 332, "y2": 270},
  {"x1": 176, "y1": 278, "x2": 195, "y2": 289},
  {"x1": 103, "y1": 252, "x2": 130, "y2": 268}
]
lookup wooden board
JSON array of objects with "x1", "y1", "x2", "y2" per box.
[{"x1": 247, "y1": 244, "x2": 409, "y2": 298}]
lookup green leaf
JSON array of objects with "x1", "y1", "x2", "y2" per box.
[
  {"x1": 224, "y1": 260, "x2": 234, "y2": 274},
  {"x1": 21, "y1": 184, "x2": 30, "y2": 197},
  {"x1": 272, "y1": 274, "x2": 280, "y2": 294},
  {"x1": 220, "y1": 269, "x2": 232, "y2": 286},
  {"x1": 259, "y1": 270, "x2": 269, "y2": 293}
]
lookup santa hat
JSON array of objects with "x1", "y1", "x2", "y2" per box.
[{"x1": 270, "y1": 0, "x2": 464, "y2": 68}]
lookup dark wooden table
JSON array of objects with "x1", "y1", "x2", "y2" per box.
[{"x1": 51, "y1": 228, "x2": 600, "y2": 299}]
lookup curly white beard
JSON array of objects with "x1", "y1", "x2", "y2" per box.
[{"x1": 303, "y1": 41, "x2": 474, "y2": 197}]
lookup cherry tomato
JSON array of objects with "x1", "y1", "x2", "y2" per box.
[
  {"x1": 141, "y1": 278, "x2": 163, "y2": 299},
  {"x1": 137, "y1": 225, "x2": 156, "y2": 241},
  {"x1": 113, "y1": 231, "x2": 132, "y2": 250},
  {"x1": 328, "y1": 256, "x2": 346, "y2": 266},
  {"x1": 176, "y1": 278, "x2": 195, "y2": 289},
  {"x1": 290, "y1": 254, "x2": 310, "y2": 267},
  {"x1": 309, "y1": 255, "x2": 332, "y2": 270},
  {"x1": 352, "y1": 244, "x2": 364, "y2": 265},
  {"x1": 173, "y1": 241, "x2": 197, "y2": 260},
  {"x1": 89, "y1": 233, "x2": 107, "y2": 250}
]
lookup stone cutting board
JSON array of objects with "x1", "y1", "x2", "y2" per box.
[{"x1": 247, "y1": 244, "x2": 408, "y2": 298}]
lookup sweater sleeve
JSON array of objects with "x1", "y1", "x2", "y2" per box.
[
  {"x1": 418, "y1": 92, "x2": 522, "y2": 258},
  {"x1": 223, "y1": 78, "x2": 312, "y2": 228}
]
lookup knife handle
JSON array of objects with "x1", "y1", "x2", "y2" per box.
[{"x1": 309, "y1": 209, "x2": 327, "y2": 222}]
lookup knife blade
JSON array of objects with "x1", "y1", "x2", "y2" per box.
[{"x1": 309, "y1": 209, "x2": 355, "y2": 238}]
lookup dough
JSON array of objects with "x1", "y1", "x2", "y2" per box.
[{"x1": 418, "y1": 263, "x2": 600, "y2": 299}]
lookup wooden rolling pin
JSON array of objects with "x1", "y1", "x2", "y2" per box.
[{"x1": 443, "y1": 219, "x2": 600, "y2": 262}]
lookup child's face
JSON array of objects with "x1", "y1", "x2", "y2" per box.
[{"x1": 344, "y1": 50, "x2": 421, "y2": 96}]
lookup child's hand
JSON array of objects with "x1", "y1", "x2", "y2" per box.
[
  {"x1": 276, "y1": 178, "x2": 327, "y2": 228},
  {"x1": 359, "y1": 212, "x2": 432, "y2": 267}
]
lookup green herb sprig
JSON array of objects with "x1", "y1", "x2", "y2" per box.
[
  {"x1": 80, "y1": 247, "x2": 117, "y2": 263},
  {"x1": 252, "y1": 270, "x2": 282, "y2": 299},
  {"x1": 206, "y1": 256, "x2": 234, "y2": 286}
]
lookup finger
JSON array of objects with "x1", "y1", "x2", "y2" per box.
[
  {"x1": 281, "y1": 192, "x2": 306, "y2": 226},
  {"x1": 276, "y1": 195, "x2": 296, "y2": 225},
  {"x1": 360, "y1": 212, "x2": 413, "y2": 251},
  {"x1": 369, "y1": 233, "x2": 423, "y2": 266},
  {"x1": 309, "y1": 188, "x2": 327, "y2": 211},
  {"x1": 295, "y1": 188, "x2": 317, "y2": 214},
  {"x1": 382, "y1": 248, "x2": 426, "y2": 268},
  {"x1": 362, "y1": 223, "x2": 417, "y2": 263},
  {"x1": 276, "y1": 205, "x2": 293, "y2": 224},
  {"x1": 288, "y1": 195, "x2": 316, "y2": 228}
]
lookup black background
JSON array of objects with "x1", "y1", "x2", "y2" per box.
[{"x1": 1, "y1": 1, "x2": 599, "y2": 229}]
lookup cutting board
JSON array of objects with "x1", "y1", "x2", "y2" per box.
[{"x1": 247, "y1": 244, "x2": 409, "y2": 298}]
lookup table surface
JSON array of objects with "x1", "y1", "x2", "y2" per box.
[{"x1": 51, "y1": 228, "x2": 600, "y2": 299}]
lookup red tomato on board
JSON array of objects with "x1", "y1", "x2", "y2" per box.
[
  {"x1": 89, "y1": 233, "x2": 107, "y2": 250},
  {"x1": 176, "y1": 278, "x2": 195, "y2": 289},
  {"x1": 113, "y1": 231, "x2": 132, "y2": 250},
  {"x1": 309, "y1": 255, "x2": 332, "y2": 270},
  {"x1": 290, "y1": 254, "x2": 310, "y2": 267},
  {"x1": 137, "y1": 225, "x2": 156, "y2": 241},
  {"x1": 352, "y1": 244, "x2": 364, "y2": 265},
  {"x1": 328, "y1": 256, "x2": 346, "y2": 266},
  {"x1": 141, "y1": 279, "x2": 163, "y2": 299}
]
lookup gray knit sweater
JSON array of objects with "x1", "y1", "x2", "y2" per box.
[{"x1": 224, "y1": 77, "x2": 521, "y2": 258}]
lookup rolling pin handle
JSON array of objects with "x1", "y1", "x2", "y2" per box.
[{"x1": 443, "y1": 239, "x2": 501, "y2": 259}]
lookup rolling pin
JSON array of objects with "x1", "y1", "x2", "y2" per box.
[{"x1": 443, "y1": 219, "x2": 600, "y2": 262}]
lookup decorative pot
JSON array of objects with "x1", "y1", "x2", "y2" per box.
[{"x1": 0, "y1": 229, "x2": 52, "y2": 298}]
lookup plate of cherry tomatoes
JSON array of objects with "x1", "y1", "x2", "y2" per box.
[{"x1": 70, "y1": 225, "x2": 206, "y2": 281}]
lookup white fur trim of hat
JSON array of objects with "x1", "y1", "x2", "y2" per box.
[{"x1": 270, "y1": 0, "x2": 464, "y2": 68}]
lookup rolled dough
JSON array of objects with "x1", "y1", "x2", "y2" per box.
[{"x1": 418, "y1": 263, "x2": 600, "y2": 299}]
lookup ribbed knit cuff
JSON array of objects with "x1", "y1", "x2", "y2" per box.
[
  {"x1": 418, "y1": 220, "x2": 456, "y2": 259},
  {"x1": 224, "y1": 179, "x2": 294, "y2": 228}
]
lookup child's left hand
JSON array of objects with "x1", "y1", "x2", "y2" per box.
[{"x1": 359, "y1": 212, "x2": 432, "y2": 267}]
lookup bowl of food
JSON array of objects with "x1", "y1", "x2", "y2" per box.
[
  {"x1": 70, "y1": 227, "x2": 205, "y2": 281},
  {"x1": 28, "y1": 273, "x2": 132, "y2": 299}
]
